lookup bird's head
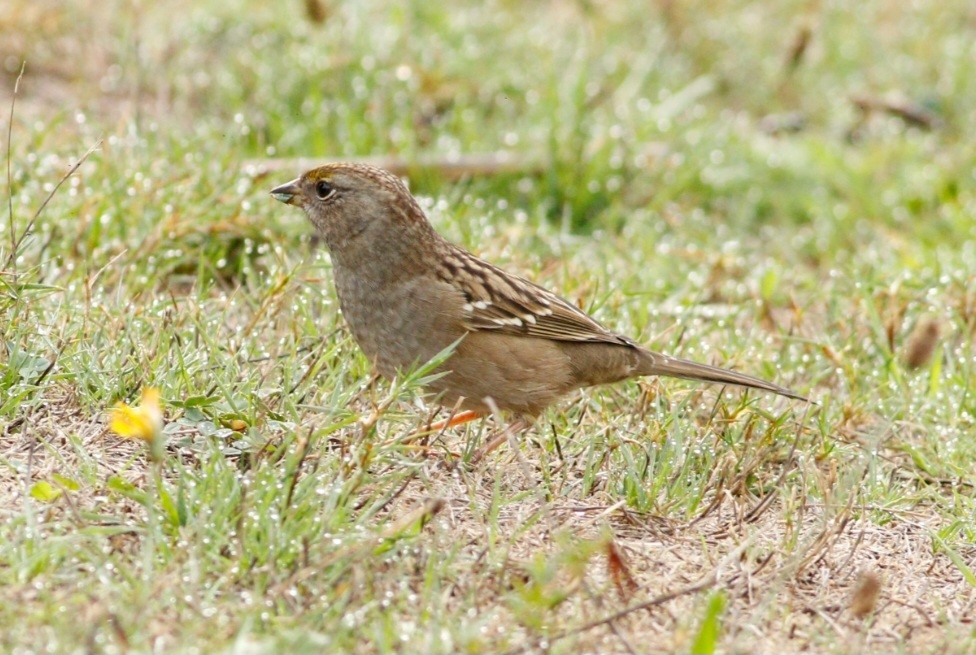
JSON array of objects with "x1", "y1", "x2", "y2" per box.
[{"x1": 271, "y1": 163, "x2": 433, "y2": 256}]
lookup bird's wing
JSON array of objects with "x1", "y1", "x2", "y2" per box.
[{"x1": 436, "y1": 246, "x2": 635, "y2": 346}]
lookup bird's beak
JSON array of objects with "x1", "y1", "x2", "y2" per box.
[{"x1": 270, "y1": 178, "x2": 301, "y2": 205}]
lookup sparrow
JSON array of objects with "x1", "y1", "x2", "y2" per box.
[{"x1": 271, "y1": 163, "x2": 804, "y2": 423}]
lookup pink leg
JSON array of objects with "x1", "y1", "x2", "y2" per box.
[
  {"x1": 471, "y1": 418, "x2": 530, "y2": 464},
  {"x1": 427, "y1": 409, "x2": 483, "y2": 432}
]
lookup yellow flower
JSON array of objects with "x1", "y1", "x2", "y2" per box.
[{"x1": 110, "y1": 387, "x2": 163, "y2": 444}]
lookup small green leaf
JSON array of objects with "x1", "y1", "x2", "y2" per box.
[
  {"x1": 107, "y1": 475, "x2": 148, "y2": 505},
  {"x1": 927, "y1": 346, "x2": 943, "y2": 396},
  {"x1": 51, "y1": 473, "x2": 81, "y2": 491},
  {"x1": 30, "y1": 481, "x2": 62, "y2": 503},
  {"x1": 900, "y1": 445, "x2": 938, "y2": 476},
  {"x1": 16, "y1": 283, "x2": 62, "y2": 295},
  {"x1": 182, "y1": 407, "x2": 207, "y2": 422},
  {"x1": 690, "y1": 590, "x2": 726, "y2": 654},
  {"x1": 158, "y1": 485, "x2": 181, "y2": 528},
  {"x1": 759, "y1": 267, "x2": 779, "y2": 301},
  {"x1": 931, "y1": 533, "x2": 976, "y2": 588},
  {"x1": 107, "y1": 475, "x2": 136, "y2": 494},
  {"x1": 174, "y1": 394, "x2": 217, "y2": 408}
]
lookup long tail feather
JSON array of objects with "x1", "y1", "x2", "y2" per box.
[{"x1": 638, "y1": 349, "x2": 807, "y2": 401}]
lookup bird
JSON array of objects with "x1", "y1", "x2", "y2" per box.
[{"x1": 270, "y1": 163, "x2": 805, "y2": 431}]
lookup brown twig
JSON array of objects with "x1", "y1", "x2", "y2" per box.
[
  {"x1": 281, "y1": 426, "x2": 315, "y2": 514},
  {"x1": 795, "y1": 485, "x2": 858, "y2": 576},
  {"x1": 851, "y1": 94, "x2": 939, "y2": 130},
  {"x1": 534, "y1": 575, "x2": 717, "y2": 651},
  {"x1": 522, "y1": 536, "x2": 758, "y2": 654},
  {"x1": 6, "y1": 62, "x2": 24, "y2": 273},
  {"x1": 244, "y1": 151, "x2": 546, "y2": 180},
  {"x1": 783, "y1": 24, "x2": 812, "y2": 74},
  {"x1": 380, "y1": 497, "x2": 445, "y2": 539},
  {"x1": 743, "y1": 403, "x2": 815, "y2": 524}
]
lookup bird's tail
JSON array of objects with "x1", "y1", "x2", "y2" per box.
[{"x1": 637, "y1": 348, "x2": 807, "y2": 401}]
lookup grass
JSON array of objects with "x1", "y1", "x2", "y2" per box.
[{"x1": 2, "y1": 0, "x2": 975, "y2": 652}]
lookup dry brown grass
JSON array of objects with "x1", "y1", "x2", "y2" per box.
[
  {"x1": 379, "y1": 444, "x2": 974, "y2": 652},
  {"x1": 4, "y1": 394, "x2": 973, "y2": 652}
]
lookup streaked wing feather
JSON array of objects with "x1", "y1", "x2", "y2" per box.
[{"x1": 438, "y1": 246, "x2": 633, "y2": 346}]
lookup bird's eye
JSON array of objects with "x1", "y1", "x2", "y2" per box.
[{"x1": 315, "y1": 180, "x2": 335, "y2": 200}]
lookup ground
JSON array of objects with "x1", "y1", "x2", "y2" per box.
[{"x1": 1, "y1": 0, "x2": 975, "y2": 652}]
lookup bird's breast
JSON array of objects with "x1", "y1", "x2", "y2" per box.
[{"x1": 332, "y1": 268, "x2": 464, "y2": 378}]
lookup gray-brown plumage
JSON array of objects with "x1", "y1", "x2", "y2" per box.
[{"x1": 271, "y1": 163, "x2": 805, "y2": 417}]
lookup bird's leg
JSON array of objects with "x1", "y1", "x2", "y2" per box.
[
  {"x1": 470, "y1": 416, "x2": 531, "y2": 464},
  {"x1": 427, "y1": 409, "x2": 483, "y2": 432},
  {"x1": 400, "y1": 407, "x2": 484, "y2": 453}
]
